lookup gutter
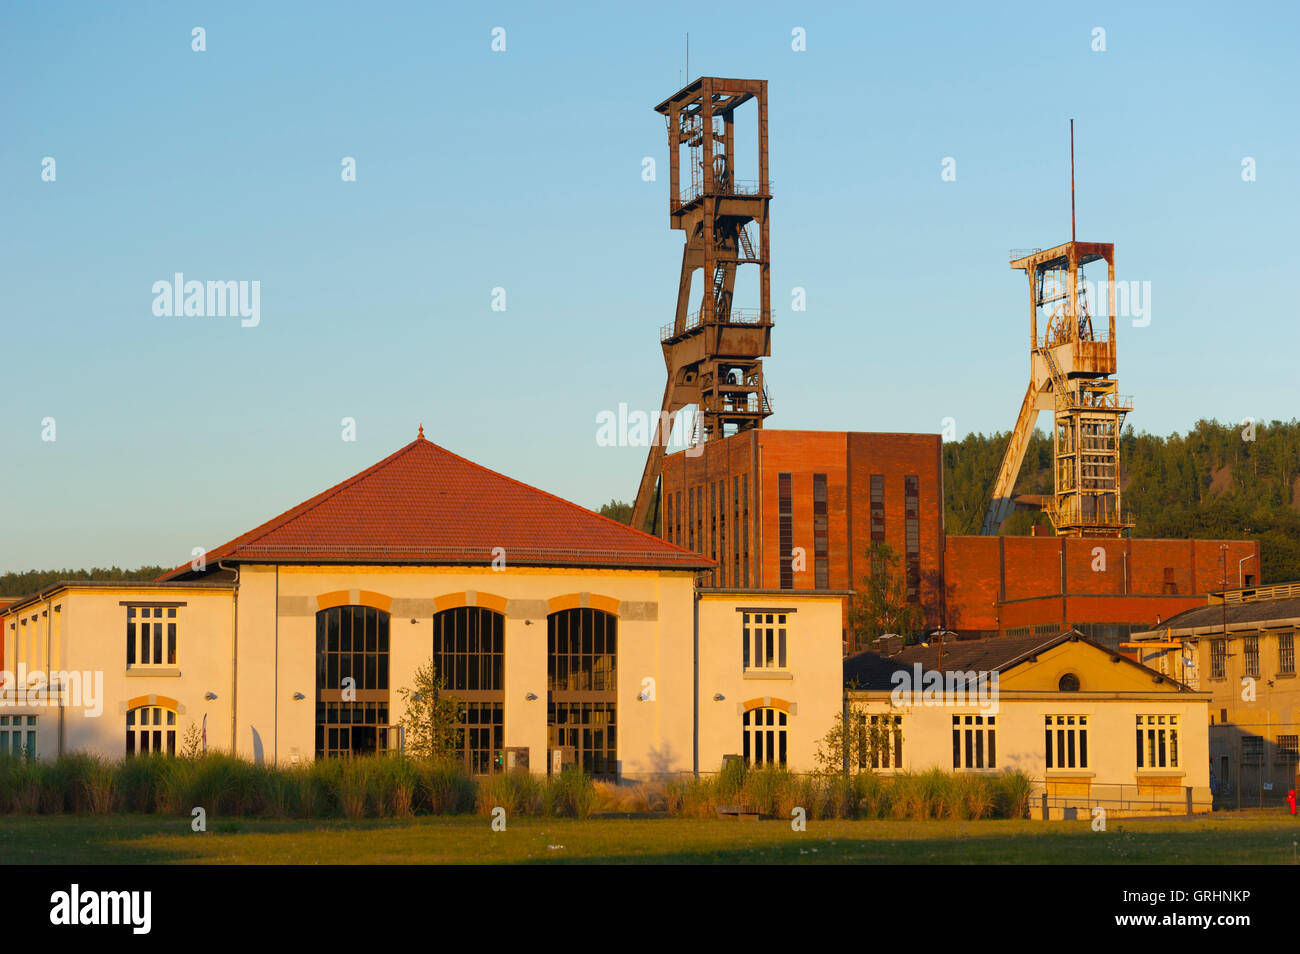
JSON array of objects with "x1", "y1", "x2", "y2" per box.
[
  {"x1": 1133, "y1": 615, "x2": 1300, "y2": 640},
  {"x1": 219, "y1": 561, "x2": 239, "y2": 754}
]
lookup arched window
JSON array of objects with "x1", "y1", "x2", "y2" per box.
[
  {"x1": 743, "y1": 707, "x2": 787, "y2": 767},
  {"x1": 433, "y1": 606, "x2": 505, "y2": 774},
  {"x1": 315, "y1": 605, "x2": 390, "y2": 758},
  {"x1": 127, "y1": 705, "x2": 176, "y2": 756},
  {"x1": 548, "y1": 608, "x2": 617, "y2": 777},
  {"x1": 1058, "y1": 673, "x2": 1081, "y2": 692}
]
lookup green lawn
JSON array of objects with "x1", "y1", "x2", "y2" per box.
[{"x1": 1, "y1": 811, "x2": 1297, "y2": 864}]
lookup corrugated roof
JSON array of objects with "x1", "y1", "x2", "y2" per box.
[
  {"x1": 160, "y1": 435, "x2": 713, "y2": 579},
  {"x1": 1134, "y1": 597, "x2": 1300, "y2": 637}
]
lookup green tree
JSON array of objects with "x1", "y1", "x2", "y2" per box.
[
  {"x1": 848, "y1": 542, "x2": 924, "y2": 653},
  {"x1": 814, "y1": 707, "x2": 901, "y2": 776},
  {"x1": 396, "y1": 661, "x2": 462, "y2": 761},
  {"x1": 597, "y1": 499, "x2": 634, "y2": 524}
]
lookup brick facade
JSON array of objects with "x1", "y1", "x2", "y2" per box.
[
  {"x1": 944, "y1": 535, "x2": 1262, "y2": 645},
  {"x1": 660, "y1": 430, "x2": 946, "y2": 643}
]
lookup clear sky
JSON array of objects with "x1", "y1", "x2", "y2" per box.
[{"x1": 2, "y1": 1, "x2": 1297, "y2": 572}]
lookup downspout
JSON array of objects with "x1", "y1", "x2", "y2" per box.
[
  {"x1": 692, "y1": 586, "x2": 700, "y2": 775},
  {"x1": 274, "y1": 565, "x2": 279, "y2": 765},
  {"x1": 219, "y1": 561, "x2": 239, "y2": 754},
  {"x1": 757, "y1": 439, "x2": 764, "y2": 588},
  {"x1": 45, "y1": 594, "x2": 61, "y2": 757}
]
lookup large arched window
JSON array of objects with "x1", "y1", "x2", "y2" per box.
[
  {"x1": 433, "y1": 606, "x2": 505, "y2": 774},
  {"x1": 127, "y1": 705, "x2": 176, "y2": 756},
  {"x1": 315, "y1": 605, "x2": 390, "y2": 758},
  {"x1": 548, "y1": 608, "x2": 617, "y2": 777}
]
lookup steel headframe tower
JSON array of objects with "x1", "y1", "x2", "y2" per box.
[
  {"x1": 631, "y1": 77, "x2": 772, "y2": 533},
  {"x1": 980, "y1": 240, "x2": 1134, "y2": 537}
]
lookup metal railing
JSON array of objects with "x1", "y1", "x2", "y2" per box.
[
  {"x1": 677, "y1": 179, "x2": 771, "y2": 204},
  {"x1": 1217, "y1": 581, "x2": 1300, "y2": 604},
  {"x1": 1010, "y1": 247, "x2": 1043, "y2": 261},
  {"x1": 1034, "y1": 333, "x2": 1114, "y2": 349},
  {"x1": 660, "y1": 308, "x2": 770, "y2": 342},
  {"x1": 1036, "y1": 781, "x2": 1210, "y2": 817}
]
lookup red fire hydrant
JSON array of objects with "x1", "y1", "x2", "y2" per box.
[{"x1": 1287, "y1": 789, "x2": 1297, "y2": 815}]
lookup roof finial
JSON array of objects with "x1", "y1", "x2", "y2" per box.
[{"x1": 418, "y1": 423, "x2": 424, "y2": 439}]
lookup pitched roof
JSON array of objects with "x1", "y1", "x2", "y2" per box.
[
  {"x1": 843, "y1": 630, "x2": 1181, "y2": 691},
  {"x1": 160, "y1": 435, "x2": 712, "y2": 579},
  {"x1": 1132, "y1": 596, "x2": 1300, "y2": 637}
]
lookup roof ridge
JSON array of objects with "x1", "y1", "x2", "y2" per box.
[
  {"x1": 423, "y1": 438, "x2": 702, "y2": 557},
  {"x1": 160, "y1": 434, "x2": 705, "y2": 580}
]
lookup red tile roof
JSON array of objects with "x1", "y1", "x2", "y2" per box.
[{"x1": 160, "y1": 436, "x2": 711, "y2": 578}]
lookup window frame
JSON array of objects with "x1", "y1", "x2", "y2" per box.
[
  {"x1": 742, "y1": 611, "x2": 789, "y2": 672},
  {"x1": 1044, "y1": 714, "x2": 1089, "y2": 770},
  {"x1": 125, "y1": 604, "x2": 179, "y2": 669}
]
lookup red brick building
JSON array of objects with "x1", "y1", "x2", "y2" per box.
[
  {"x1": 943, "y1": 535, "x2": 1261, "y2": 645},
  {"x1": 657, "y1": 427, "x2": 1262, "y2": 653},
  {"x1": 659, "y1": 430, "x2": 946, "y2": 643}
]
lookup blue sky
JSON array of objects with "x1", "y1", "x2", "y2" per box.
[{"x1": 2, "y1": 1, "x2": 1297, "y2": 572}]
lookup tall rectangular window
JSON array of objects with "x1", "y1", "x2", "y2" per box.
[
  {"x1": 1044, "y1": 715, "x2": 1089, "y2": 769},
  {"x1": 710, "y1": 482, "x2": 718, "y2": 586},
  {"x1": 733, "y1": 477, "x2": 742, "y2": 586},
  {"x1": 742, "y1": 612, "x2": 788, "y2": 670},
  {"x1": 870, "y1": 474, "x2": 885, "y2": 543},
  {"x1": 697, "y1": 486, "x2": 704, "y2": 561},
  {"x1": 1244, "y1": 634, "x2": 1260, "y2": 677},
  {"x1": 813, "y1": 473, "x2": 829, "y2": 589},
  {"x1": 778, "y1": 473, "x2": 793, "y2": 589},
  {"x1": 1135, "y1": 714, "x2": 1179, "y2": 768},
  {"x1": 1210, "y1": 638, "x2": 1226, "y2": 678},
  {"x1": 904, "y1": 475, "x2": 921, "y2": 602},
  {"x1": 1277, "y1": 735, "x2": 1299, "y2": 766},
  {"x1": 675, "y1": 492, "x2": 682, "y2": 549},
  {"x1": 718, "y1": 479, "x2": 726, "y2": 587},
  {"x1": 126, "y1": 605, "x2": 178, "y2": 667},
  {"x1": 688, "y1": 486, "x2": 695, "y2": 551},
  {"x1": 859, "y1": 713, "x2": 903, "y2": 770},
  {"x1": 952, "y1": 714, "x2": 996, "y2": 769},
  {"x1": 742, "y1": 473, "x2": 750, "y2": 586},
  {"x1": 1280, "y1": 631, "x2": 1295, "y2": 675}
]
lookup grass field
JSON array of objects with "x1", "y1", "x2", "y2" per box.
[{"x1": 2, "y1": 811, "x2": 1298, "y2": 864}]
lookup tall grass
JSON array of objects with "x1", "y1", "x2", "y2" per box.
[{"x1": 0, "y1": 752, "x2": 1035, "y2": 821}]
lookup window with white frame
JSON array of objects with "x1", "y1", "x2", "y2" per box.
[
  {"x1": 126, "y1": 706, "x2": 176, "y2": 756},
  {"x1": 0, "y1": 715, "x2": 36, "y2": 757},
  {"x1": 127, "y1": 605, "x2": 177, "y2": 667},
  {"x1": 743, "y1": 707, "x2": 787, "y2": 766},
  {"x1": 1136, "y1": 714, "x2": 1179, "y2": 769},
  {"x1": 859, "y1": 713, "x2": 903, "y2": 770},
  {"x1": 1045, "y1": 715, "x2": 1089, "y2": 769},
  {"x1": 952, "y1": 714, "x2": 996, "y2": 769},
  {"x1": 742, "y1": 612, "x2": 787, "y2": 670}
]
